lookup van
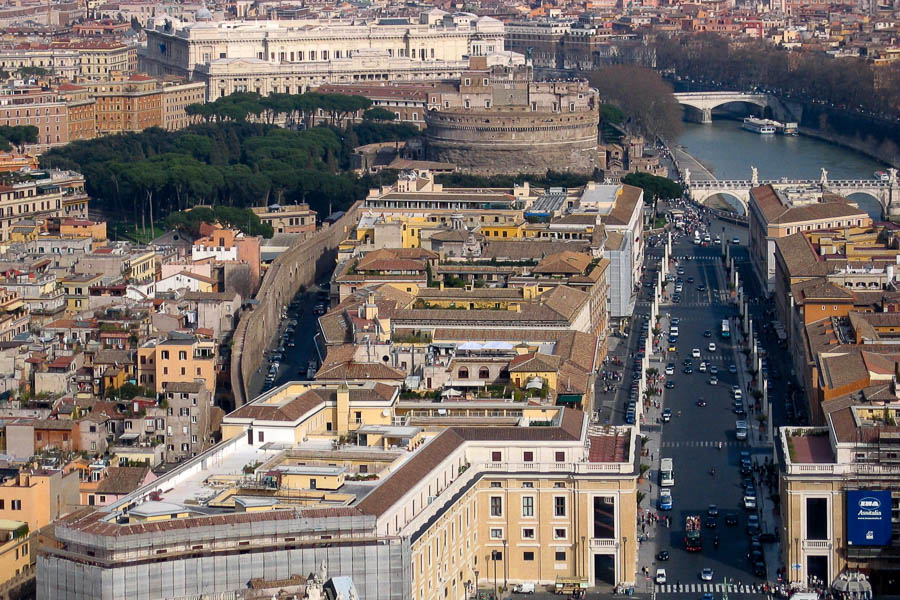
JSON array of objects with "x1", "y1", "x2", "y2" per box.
[
  {"x1": 735, "y1": 420, "x2": 748, "y2": 441},
  {"x1": 512, "y1": 583, "x2": 535, "y2": 594}
]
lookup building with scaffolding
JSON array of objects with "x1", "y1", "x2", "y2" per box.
[{"x1": 37, "y1": 380, "x2": 640, "y2": 599}]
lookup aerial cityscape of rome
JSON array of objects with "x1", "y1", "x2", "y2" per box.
[{"x1": 0, "y1": 0, "x2": 898, "y2": 598}]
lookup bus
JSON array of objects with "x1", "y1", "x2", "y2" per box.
[
  {"x1": 659, "y1": 458, "x2": 674, "y2": 487},
  {"x1": 721, "y1": 319, "x2": 731, "y2": 339}
]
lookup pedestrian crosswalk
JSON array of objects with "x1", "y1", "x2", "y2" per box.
[
  {"x1": 655, "y1": 583, "x2": 767, "y2": 594},
  {"x1": 660, "y1": 440, "x2": 748, "y2": 448}
]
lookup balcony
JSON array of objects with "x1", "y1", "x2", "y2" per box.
[
  {"x1": 589, "y1": 538, "x2": 618, "y2": 549},
  {"x1": 802, "y1": 539, "x2": 831, "y2": 550}
]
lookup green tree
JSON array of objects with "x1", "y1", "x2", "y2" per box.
[
  {"x1": 622, "y1": 172, "x2": 682, "y2": 202},
  {"x1": 363, "y1": 107, "x2": 398, "y2": 121}
]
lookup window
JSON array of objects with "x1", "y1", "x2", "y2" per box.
[
  {"x1": 490, "y1": 496, "x2": 502, "y2": 517},
  {"x1": 523, "y1": 451, "x2": 533, "y2": 462},
  {"x1": 11, "y1": 499, "x2": 22, "y2": 510},
  {"x1": 257, "y1": 431, "x2": 264, "y2": 443},
  {"x1": 161, "y1": 351, "x2": 169, "y2": 360},
  {"x1": 555, "y1": 497, "x2": 567, "y2": 517},
  {"x1": 522, "y1": 496, "x2": 534, "y2": 517},
  {"x1": 555, "y1": 550, "x2": 566, "y2": 561},
  {"x1": 479, "y1": 367, "x2": 490, "y2": 379},
  {"x1": 490, "y1": 481, "x2": 501, "y2": 488},
  {"x1": 522, "y1": 481, "x2": 533, "y2": 488},
  {"x1": 555, "y1": 451, "x2": 565, "y2": 462},
  {"x1": 490, "y1": 528, "x2": 503, "y2": 539},
  {"x1": 178, "y1": 351, "x2": 186, "y2": 360},
  {"x1": 491, "y1": 451, "x2": 501, "y2": 462},
  {"x1": 458, "y1": 367, "x2": 468, "y2": 379},
  {"x1": 523, "y1": 551, "x2": 534, "y2": 561},
  {"x1": 554, "y1": 528, "x2": 567, "y2": 540},
  {"x1": 355, "y1": 411, "x2": 362, "y2": 424}
]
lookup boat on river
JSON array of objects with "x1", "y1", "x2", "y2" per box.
[{"x1": 742, "y1": 117, "x2": 776, "y2": 134}]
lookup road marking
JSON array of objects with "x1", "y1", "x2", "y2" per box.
[
  {"x1": 660, "y1": 440, "x2": 748, "y2": 448},
  {"x1": 655, "y1": 583, "x2": 766, "y2": 594}
]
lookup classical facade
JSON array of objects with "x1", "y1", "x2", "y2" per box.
[
  {"x1": 37, "y1": 380, "x2": 639, "y2": 599},
  {"x1": 139, "y1": 13, "x2": 505, "y2": 97},
  {"x1": 424, "y1": 58, "x2": 601, "y2": 174}
]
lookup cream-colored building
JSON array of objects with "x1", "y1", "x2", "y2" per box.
[
  {"x1": 38, "y1": 380, "x2": 641, "y2": 599},
  {"x1": 159, "y1": 78, "x2": 207, "y2": 130},
  {"x1": 139, "y1": 13, "x2": 505, "y2": 97},
  {"x1": 779, "y1": 396, "x2": 900, "y2": 596}
]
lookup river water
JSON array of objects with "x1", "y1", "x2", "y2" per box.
[{"x1": 676, "y1": 119, "x2": 887, "y2": 218}]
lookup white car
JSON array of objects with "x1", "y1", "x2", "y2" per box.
[
  {"x1": 701, "y1": 568, "x2": 714, "y2": 581},
  {"x1": 698, "y1": 362, "x2": 707, "y2": 373},
  {"x1": 708, "y1": 343, "x2": 717, "y2": 352},
  {"x1": 665, "y1": 364, "x2": 675, "y2": 375},
  {"x1": 692, "y1": 348, "x2": 701, "y2": 358},
  {"x1": 656, "y1": 568, "x2": 667, "y2": 584}
]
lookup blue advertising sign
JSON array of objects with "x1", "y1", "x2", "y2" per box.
[{"x1": 847, "y1": 490, "x2": 892, "y2": 546}]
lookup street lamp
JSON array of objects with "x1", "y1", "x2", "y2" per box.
[
  {"x1": 503, "y1": 539, "x2": 508, "y2": 590},
  {"x1": 474, "y1": 570, "x2": 479, "y2": 597}
]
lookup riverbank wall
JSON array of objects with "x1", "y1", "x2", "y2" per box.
[{"x1": 229, "y1": 203, "x2": 361, "y2": 407}]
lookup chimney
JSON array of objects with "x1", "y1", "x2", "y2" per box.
[{"x1": 336, "y1": 384, "x2": 350, "y2": 436}]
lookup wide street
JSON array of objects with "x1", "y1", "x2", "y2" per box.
[{"x1": 596, "y1": 207, "x2": 795, "y2": 600}]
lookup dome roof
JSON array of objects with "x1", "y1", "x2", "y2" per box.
[{"x1": 195, "y1": 7, "x2": 212, "y2": 21}]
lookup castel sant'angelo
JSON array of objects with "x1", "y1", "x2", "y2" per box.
[{"x1": 425, "y1": 56, "x2": 602, "y2": 174}]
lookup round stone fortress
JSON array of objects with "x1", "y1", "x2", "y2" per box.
[{"x1": 423, "y1": 65, "x2": 602, "y2": 174}]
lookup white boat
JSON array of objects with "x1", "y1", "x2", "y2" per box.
[
  {"x1": 742, "y1": 117, "x2": 776, "y2": 134},
  {"x1": 875, "y1": 171, "x2": 889, "y2": 181}
]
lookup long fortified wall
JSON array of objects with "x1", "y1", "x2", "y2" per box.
[
  {"x1": 424, "y1": 105, "x2": 601, "y2": 174},
  {"x1": 230, "y1": 202, "x2": 361, "y2": 407}
]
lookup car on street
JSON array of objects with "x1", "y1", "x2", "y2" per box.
[
  {"x1": 753, "y1": 562, "x2": 767, "y2": 578},
  {"x1": 656, "y1": 551, "x2": 670, "y2": 561},
  {"x1": 692, "y1": 348, "x2": 701, "y2": 358},
  {"x1": 512, "y1": 583, "x2": 535, "y2": 594},
  {"x1": 733, "y1": 237, "x2": 740, "y2": 244},
  {"x1": 704, "y1": 517, "x2": 717, "y2": 528},
  {"x1": 702, "y1": 594, "x2": 715, "y2": 600},
  {"x1": 659, "y1": 489, "x2": 673, "y2": 510},
  {"x1": 728, "y1": 364, "x2": 737, "y2": 374},
  {"x1": 686, "y1": 277, "x2": 694, "y2": 283},
  {"x1": 662, "y1": 408, "x2": 673, "y2": 422},
  {"x1": 665, "y1": 380, "x2": 675, "y2": 389},
  {"x1": 697, "y1": 285, "x2": 706, "y2": 292},
  {"x1": 656, "y1": 569, "x2": 667, "y2": 584},
  {"x1": 668, "y1": 344, "x2": 677, "y2": 352},
  {"x1": 703, "y1": 330, "x2": 712, "y2": 337},
  {"x1": 625, "y1": 411, "x2": 635, "y2": 424},
  {"x1": 696, "y1": 398, "x2": 707, "y2": 407},
  {"x1": 698, "y1": 362, "x2": 707, "y2": 373},
  {"x1": 709, "y1": 365, "x2": 718, "y2": 375},
  {"x1": 683, "y1": 366, "x2": 693, "y2": 374},
  {"x1": 665, "y1": 363, "x2": 675, "y2": 375},
  {"x1": 672, "y1": 317, "x2": 680, "y2": 325},
  {"x1": 683, "y1": 358, "x2": 692, "y2": 366},
  {"x1": 708, "y1": 376, "x2": 718, "y2": 385},
  {"x1": 708, "y1": 342, "x2": 717, "y2": 352},
  {"x1": 744, "y1": 496, "x2": 758, "y2": 510},
  {"x1": 725, "y1": 514, "x2": 738, "y2": 526},
  {"x1": 707, "y1": 504, "x2": 719, "y2": 516},
  {"x1": 700, "y1": 568, "x2": 714, "y2": 581},
  {"x1": 673, "y1": 295, "x2": 681, "y2": 303}
]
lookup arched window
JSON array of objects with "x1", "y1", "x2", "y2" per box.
[
  {"x1": 458, "y1": 367, "x2": 469, "y2": 379},
  {"x1": 479, "y1": 367, "x2": 490, "y2": 379}
]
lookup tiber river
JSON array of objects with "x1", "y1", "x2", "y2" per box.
[{"x1": 676, "y1": 119, "x2": 888, "y2": 219}]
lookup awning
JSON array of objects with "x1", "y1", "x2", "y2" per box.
[
  {"x1": 118, "y1": 432, "x2": 140, "y2": 441},
  {"x1": 483, "y1": 341, "x2": 514, "y2": 350},
  {"x1": 457, "y1": 342, "x2": 482, "y2": 351},
  {"x1": 441, "y1": 388, "x2": 462, "y2": 397},
  {"x1": 557, "y1": 394, "x2": 582, "y2": 404},
  {"x1": 445, "y1": 380, "x2": 485, "y2": 387},
  {"x1": 525, "y1": 377, "x2": 544, "y2": 391}
]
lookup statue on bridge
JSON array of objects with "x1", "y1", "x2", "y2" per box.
[
  {"x1": 820, "y1": 168, "x2": 829, "y2": 187},
  {"x1": 683, "y1": 168, "x2": 691, "y2": 187},
  {"x1": 750, "y1": 166, "x2": 759, "y2": 186},
  {"x1": 889, "y1": 168, "x2": 898, "y2": 186}
]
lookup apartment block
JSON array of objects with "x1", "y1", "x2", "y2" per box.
[
  {"x1": 137, "y1": 332, "x2": 217, "y2": 395},
  {"x1": 37, "y1": 379, "x2": 639, "y2": 599},
  {"x1": 748, "y1": 185, "x2": 871, "y2": 293},
  {"x1": 251, "y1": 203, "x2": 317, "y2": 235}
]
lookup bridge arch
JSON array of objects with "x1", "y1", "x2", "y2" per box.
[
  {"x1": 844, "y1": 192, "x2": 885, "y2": 220},
  {"x1": 690, "y1": 189, "x2": 749, "y2": 215}
]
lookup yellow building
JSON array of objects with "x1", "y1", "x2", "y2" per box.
[
  {"x1": 0, "y1": 469, "x2": 80, "y2": 533},
  {"x1": 59, "y1": 218, "x2": 107, "y2": 242},
  {"x1": 61, "y1": 272, "x2": 103, "y2": 313},
  {"x1": 138, "y1": 333, "x2": 217, "y2": 395},
  {"x1": 779, "y1": 399, "x2": 900, "y2": 595},
  {"x1": 0, "y1": 520, "x2": 30, "y2": 588}
]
